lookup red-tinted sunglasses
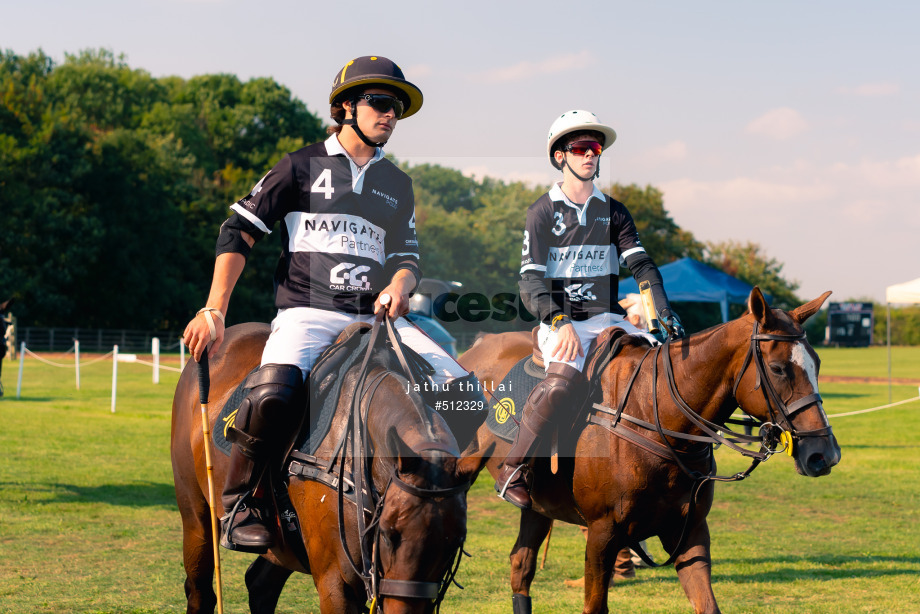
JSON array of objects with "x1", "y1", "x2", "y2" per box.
[
  {"x1": 564, "y1": 141, "x2": 603, "y2": 156},
  {"x1": 358, "y1": 93, "x2": 405, "y2": 118}
]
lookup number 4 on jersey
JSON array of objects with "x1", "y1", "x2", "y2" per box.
[{"x1": 311, "y1": 168, "x2": 335, "y2": 200}]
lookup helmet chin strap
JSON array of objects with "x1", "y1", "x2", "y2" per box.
[
  {"x1": 342, "y1": 101, "x2": 388, "y2": 148},
  {"x1": 562, "y1": 153, "x2": 600, "y2": 181}
]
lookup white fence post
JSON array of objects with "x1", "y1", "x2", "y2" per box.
[
  {"x1": 16, "y1": 342, "x2": 25, "y2": 398},
  {"x1": 180, "y1": 337, "x2": 186, "y2": 371},
  {"x1": 111, "y1": 345, "x2": 118, "y2": 413},
  {"x1": 75, "y1": 340, "x2": 81, "y2": 390},
  {"x1": 152, "y1": 337, "x2": 160, "y2": 384}
]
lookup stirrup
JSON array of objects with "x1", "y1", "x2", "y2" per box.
[
  {"x1": 496, "y1": 465, "x2": 526, "y2": 501},
  {"x1": 219, "y1": 498, "x2": 270, "y2": 553}
]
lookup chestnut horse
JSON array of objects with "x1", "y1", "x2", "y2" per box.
[
  {"x1": 172, "y1": 321, "x2": 472, "y2": 614},
  {"x1": 456, "y1": 288, "x2": 841, "y2": 614}
]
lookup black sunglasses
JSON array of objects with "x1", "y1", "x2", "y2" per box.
[
  {"x1": 564, "y1": 141, "x2": 603, "y2": 156},
  {"x1": 357, "y1": 93, "x2": 405, "y2": 119}
]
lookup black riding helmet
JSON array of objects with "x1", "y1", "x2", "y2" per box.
[{"x1": 329, "y1": 56, "x2": 423, "y2": 147}]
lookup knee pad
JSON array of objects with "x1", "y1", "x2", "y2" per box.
[{"x1": 228, "y1": 364, "x2": 306, "y2": 455}]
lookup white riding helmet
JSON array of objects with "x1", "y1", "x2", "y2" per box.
[{"x1": 546, "y1": 110, "x2": 617, "y2": 170}]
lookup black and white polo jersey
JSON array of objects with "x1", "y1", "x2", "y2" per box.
[
  {"x1": 230, "y1": 135, "x2": 419, "y2": 314},
  {"x1": 520, "y1": 183, "x2": 646, "y2": 320}
]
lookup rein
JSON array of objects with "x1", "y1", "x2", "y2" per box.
[
  {"x1": 329, "y1": 316, "x2": 470, "y2": 612},
  {"x1": 589, "y1": 321, "x2": 827, "y2": 568}
]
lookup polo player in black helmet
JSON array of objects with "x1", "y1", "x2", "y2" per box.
[{"x1": 183, "y1": 56, "x2": 487, "y2": 552}]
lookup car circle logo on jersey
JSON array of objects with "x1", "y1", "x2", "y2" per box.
[
  {"x1": 330, "y1": 262, "x2": 372, "y2": 291},
  {"x1": 564, "y1": 283, "x2": 597, "y2": 302},
  {"x1": 495, "y1": 398, "x2": 516, "y2": 424}
]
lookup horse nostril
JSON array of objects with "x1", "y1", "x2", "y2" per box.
[{"x1": 807, "y1": 453, "x2": 829, "y2": 475}]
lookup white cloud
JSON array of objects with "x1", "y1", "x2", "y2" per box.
[
  {"x1": 406, "y1": 64, "x2": 433, "y2": 79},
  {"x1": 636, "y1": 140, "x2": 688, "y2": 166},
  {"x1": 745, "y1": 107, "x2": 809, "y2": 140},
  {"x1": 657, "y1": 153, "x2": 920, "y2": 302},
  {"x1": 660, "y1": 176, "x2": 832, "y2": 217},
  {"x1": 830, "y1": 154, "x2": 920, "y2": 189},
  {"x1": 837, "y1": 82, "x2": 900, "y2": 97},
  {"x1": 472, "y1": 51, "x2": 596, "y2": 84}
]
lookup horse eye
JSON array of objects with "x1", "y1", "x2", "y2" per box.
[
  {"x1": 769, "y1": 363, "x2": 784, "y2": 375},
  {"x1": 382, "y1": 529, "x2": 400, "y2": 549}
]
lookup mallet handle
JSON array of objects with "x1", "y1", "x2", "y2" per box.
[{"x1": 197, "y1": 350, "x2": 224, "y2": 614}]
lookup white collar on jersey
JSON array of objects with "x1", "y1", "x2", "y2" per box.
[
  {"x1": 325, "y1": 134, "x2": 385, "y2": 194},
  {"x1": 549, "y1": 182, "x2": 606, "y2": 226}
]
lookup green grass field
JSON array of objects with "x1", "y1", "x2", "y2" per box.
[{"x1": 0, "y1": 346, "x2": 918, "y2": 613}]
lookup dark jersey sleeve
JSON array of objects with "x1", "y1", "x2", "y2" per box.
[
  {"x1": 610, "y1": 200, "x2": 646, "y2": 267},
  {"x1": 520, "y1": 200, "x2": 551, "y2": 276},
  {"x1": 229, "y1": 154, "x2": 296, "y2": 234},
  {"x1": 615, "y1": 200, "x2": 674, "y2": 314},
  {"x1": 382, "y1": 186, "x2": 421, "y2": 287},
  {"x1": 519, "y1": 198, "x2": 565, "y2": 323}
]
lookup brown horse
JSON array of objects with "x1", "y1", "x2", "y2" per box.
[
  {"x1": 172, "y1": 321, "x2": 472, "y2": 614},
  {"x1": 456, "y1": 288, "x2": 841, "y2": 614}
]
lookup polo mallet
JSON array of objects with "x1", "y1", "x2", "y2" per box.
[{"x1": 197, "y1": 349, "x2": 224, "y2": 614}]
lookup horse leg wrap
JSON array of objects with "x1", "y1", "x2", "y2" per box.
[{"x1": 511, "y1": 593, "x2": 532, "y2": 614}]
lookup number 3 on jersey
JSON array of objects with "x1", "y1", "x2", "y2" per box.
[{"x1": 311, "y1": 168, "x2": 335, "y2": 200}]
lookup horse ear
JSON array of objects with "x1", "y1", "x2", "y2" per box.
[
  {"x1": 748, "y1": 287, "x2": 771, "y2": 325},
  {"x1": 789, "y1": 291, "x2": 833, "y2": 324},
  {"x1": 454, "y1": 454, "x2": 482, "y2": 485},
  {"x1": 387, "y1": 427, "x2": 420, "y2": 474}
]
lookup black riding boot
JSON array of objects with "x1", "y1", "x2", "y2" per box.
[
  {"x1": 220, "y1": 363, "x2": 305, "y2": 553},
  {"x1": 495, "y1": 362, "x2": 587, "y2": 509}
]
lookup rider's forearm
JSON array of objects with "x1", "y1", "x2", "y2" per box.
[
  {"x1": 624, "y1": 251, "x2": 674, "y2": 314},
  {"x1": 387, "y1": 267, "x2": 418, "y2": 296},
  {"x1": 519, "y1": 272, "x2": 566, "y2": 324},
  {"x1": 205, "y1": 252, "x2": 247, "y2": 315}
]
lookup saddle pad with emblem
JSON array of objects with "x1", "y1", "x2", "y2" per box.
[
  {"x1": 484, "y1": 356, "x2": 546, "y2": 443},
  {"x1": 212, "y1": 369, "x2": 258, "y2": 456},
  {"x1": 211, "y1": 325, "x2": 375, "y2": 457}
]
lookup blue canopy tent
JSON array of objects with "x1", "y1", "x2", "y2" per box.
[{"x1": 618, "y1": 258, "x2": 756, "y2": 323}]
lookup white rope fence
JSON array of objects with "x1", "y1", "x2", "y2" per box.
[
  {"x1": 824, "y1": 394, "x2": 920, "y2": 418},
  {"x1": 9, "y1": 341, "x2": 919, "y2": 418},
  {"x1": 14, "y1": 337, "x2": 187, "y2": 412}
]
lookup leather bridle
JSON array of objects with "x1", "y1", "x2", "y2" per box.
[
  {"x1": 730, "y1": 321, "x2": 833, "y2": 454},
  {"x1": 587, "y1": 321, "x2": 834, "y2": 568},
  {"x1": 332, "y1": 316, "x2": 470, "y2": 613}
]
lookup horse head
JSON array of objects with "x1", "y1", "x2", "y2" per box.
[
  {"x1": 365, "y1": 388, "x2": 473, "y2": 614},
  {"x1": 734, "y1": 287, "x2": 842, "y2": 477}
]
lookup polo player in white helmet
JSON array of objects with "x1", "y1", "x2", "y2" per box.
[{"x1": 495, "y1": 110, "x2": 686, "y2": 510}]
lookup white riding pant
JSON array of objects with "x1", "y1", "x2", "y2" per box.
[
  {"x1": 538, "y1": 312, "x2": 659, "y2": 373},
  {"x1": 261, "y1": 307, "x2": 468, "y2": 385}
]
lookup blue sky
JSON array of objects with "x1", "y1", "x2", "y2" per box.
[{"x1": 4, "y1": 0, "x2": 918, "y2": 303}]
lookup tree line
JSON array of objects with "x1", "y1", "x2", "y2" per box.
[{"x1": 5, "y1": 48, "x2": 875, "y2": 342}]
